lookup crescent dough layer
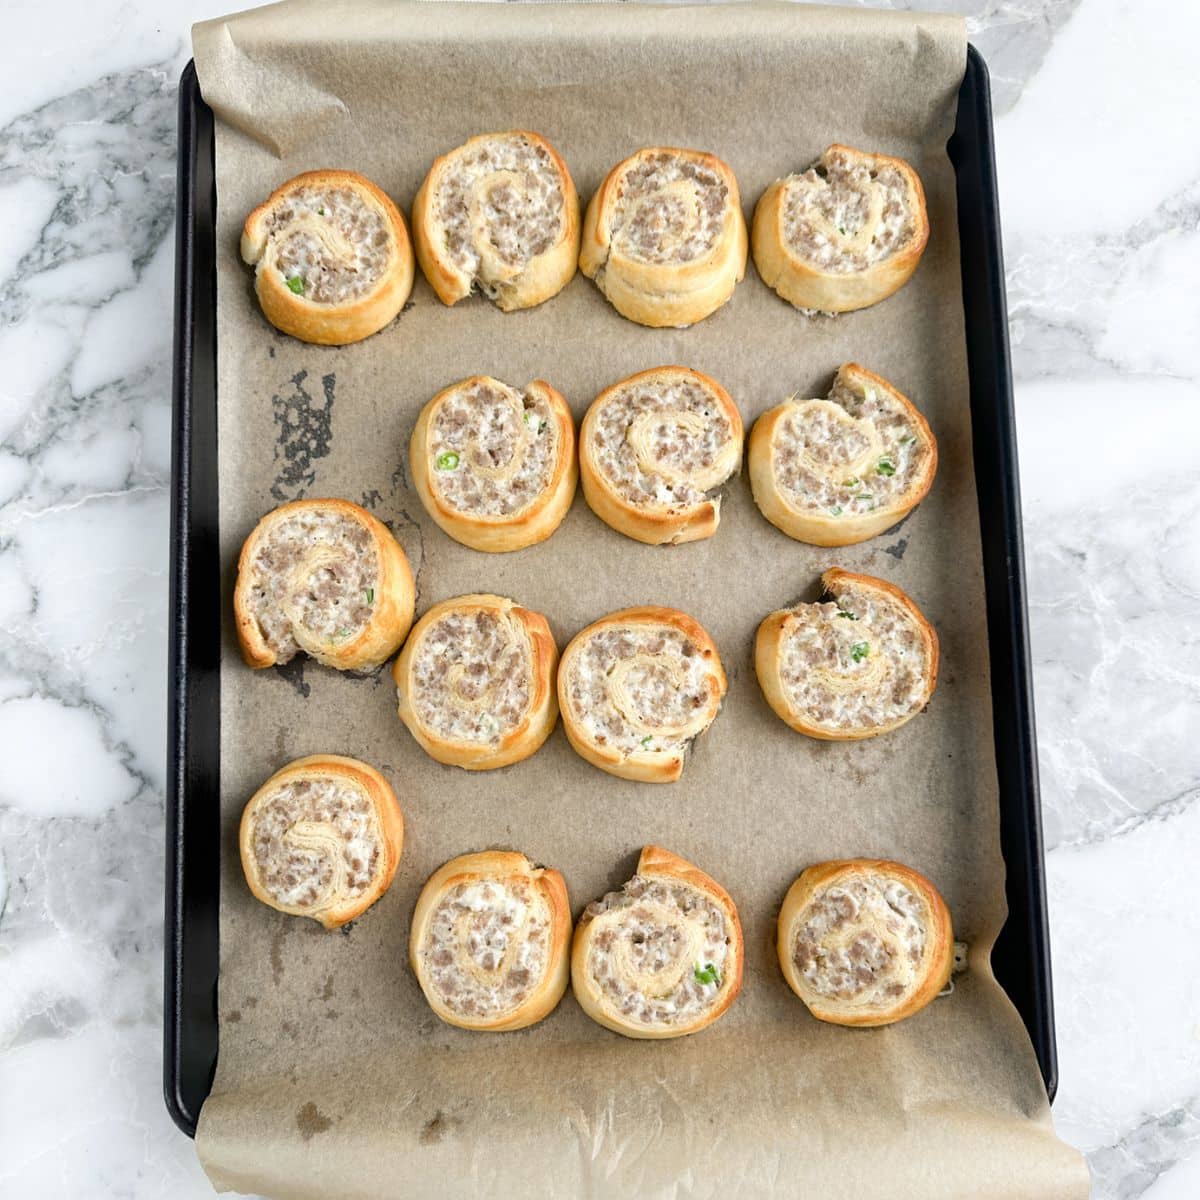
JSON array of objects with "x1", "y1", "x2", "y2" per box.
[
  {"x1": 239, "y1": 754, "x2": 404, "y2": 930},
  {"x1": 580, "y1": 367, "x2": 743, "y2": 545},
  {"x1": 777, "y1": 859, "x2": 953, "y2": 1027},
  {"x1": 240, "y1": 169, "x2": 414, "y2": 345},
  {"x1": 558, "y1": 606, "x2": 726, "y2": 783},
  {"x1": 393, "y1": 594, "x2": 559, "y2": 771},
  {"x1": 410, "y1": 376, "x2": 578, "y2": 552},
  {"x1": 753, "y1": 145, "x2": 928, "y2": 314},
  {"x1": 234, "y1": 498, "x2": 416, "y2": 672},
  {"x1": 572, "y1": 845, "x2": 743, "y2": 1039},
  {"x1": 580, "y1": 147, "x2": 748, "y2": 328},
  {"x1": 412, "y1": 130, "x2": 580, "y2": 311},
  {"x1": 410, "y1": 850, "x2": 572, "y2": 1031},
  {"x1": 755, "y1": 568, "x2": 938, "y2": 740},
  {"x1": 749, "y1": 363, "x2": 937, "y2": 546}
]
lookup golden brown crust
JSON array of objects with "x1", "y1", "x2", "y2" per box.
[
  {"x1": 409, "y1": 850, "x2": 572, "y2": 1032},
  {"x1": 579, "y1": 366, "x2": 743, "y2": 546},
  {"x1": 240, "y1": 169, "x2": 414, "y2": 345},
  {"x1": 392, "y1": 594, "x2": 559, "y2": 771},
  {"x1": 233, "y1": 498, "x2": 416, "y2": 672},
  {"x1": 579, "y1": 147, "x2": 748, "y2": 328},
  {"x1": 412, "y1": 130, "x2": 580, "y2": 311},
  {"x1": 238, "y1": 754, "x2": 404, "y2": 930},
  {"x1": 748, "y1": 363, "x2": 937, "y2": 546},
  {"x1": 557, "y1": 606, "x2": 726, "y2": 783},
  {"x1": 776, "y1": 858, "x2": 953, "y2": 1027},
  {"x1": 571, "y1": 844, "x2": 744, "y2": 1039},
  {"x1": 755, "y1": 568, "x2": 939, "y2": 741},
  {"x1": 410, "y1": 376, "x2": 578, "y2": 553},
  {"x1": 752, "y1": 145, "x2": 929, "y2": 314}
]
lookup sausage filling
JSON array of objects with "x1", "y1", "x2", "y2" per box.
[
  {"x1": 409, "y1": 606, "x2": 533, "y2": 745},
  {"x1": 783, "y1": 147, "x2": 916, "y2": 273},
  {"x1": 420, "y1": 877, "x2": 551, "y2": 1019},
  {"x1": 249, "y1": 778, "x2": 383, "y2": 911},
  {"x1": 247, "y1": 509, "x2": 378, "y2": 663},
  {"x1": 262, "y1": 184, "x2": 394, "y2": 304},
  {"x1": 583, "y1": 875, "x2": 732, "y2": 1028},
  {"x1": 776, "y1": 581, "x2": 932, "y2": 731},
  {"x1": 610, "y1": 152, "x2": 730, "y2": 264},
  {"x1": 770, "y1": 371, "x2": 931, "y2": 516},
  {"x1": 435, "y1": 134, "x2": 565, "y2": 278},
  {"x1": 792, "y1": 874, "x2": 927, "y2": 1005},
  {"x1": 591, "y1": 375, "x2": 737, "y2": 508},
  {"x1": 427, "y1": 379, "x2": 558, "y2": 518},
  {"x1": 566, "y1": 624, "x2": 719, "y2": 757}
]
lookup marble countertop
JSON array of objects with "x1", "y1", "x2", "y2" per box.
[{"x1": 0, "y1": 1, "x2": 1194, "y2": 1195}]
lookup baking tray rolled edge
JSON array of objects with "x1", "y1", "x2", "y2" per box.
[{"x1": 164, "y1": 46, "x2": 1057, "y2": 1138}]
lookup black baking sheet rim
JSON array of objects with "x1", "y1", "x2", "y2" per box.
[{"x1": 165, "y1": 47, "x2": 1058, "y2": 1138}]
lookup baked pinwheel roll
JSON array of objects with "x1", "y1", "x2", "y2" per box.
[
  {"x1": 579, "y1": 367, "x2": 743, "y2": 545},
  {"x1": 412, "y1": 130, "x2": 580, "y2": 311},
  {"x1": 777, "y1": 859, "x2": 953, "y2": 1027},
  {"x1": 410, "y1": 375, "x2": 577, "y2": 552},
  {"x1": 240, "y1": 169, "x2": 414, "y2": 344},
  {"x1": 410, "y1": 850, "x2": 571, "y2": 1032},
  {"x1": 558, "y1": 607, "x2": 725, "y2": 783},
  {"x1": 572, "y1": 845, "x2": 743, "y2": 1039},
  {"x1": 393, "y1": 594, "x2": 558, "y2": 770},
  {"x1": 239, "y1": 754, "x2": 404, "y2": 930},
  {"x1": 234, "y1": 499, "x2": 416, "y2": 672},
  {"x1": 755, "y1": 569, "x2": 938, "y2": 740},
  {"x1": 753, "y1": 145, "x2": 929, "y2": 314},
  {"x1": 579, "y1": 147, "x2": 748, "y2": 327},
  {"x1": 749, "y1": 363, "x2": 937, "y2": 546}
]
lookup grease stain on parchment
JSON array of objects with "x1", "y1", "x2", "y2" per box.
[
  {"x1": 270, "y1": 369, "x2": 336, "y2": 501},
  {"x1": 419, "y1": 1110, "x2": 459, "y2": 1145},
  {"x1": 296, "y1": 1101, "x2": 334, "y2": 1141}
]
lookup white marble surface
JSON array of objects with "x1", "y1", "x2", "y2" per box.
[{"x1": 0, "y1": 1, "x2": 1195, "y2": 1195}]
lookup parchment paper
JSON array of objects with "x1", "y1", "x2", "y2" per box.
[{"x1": 190, "y1": 4, "x2": 1089, "y2": 1196}]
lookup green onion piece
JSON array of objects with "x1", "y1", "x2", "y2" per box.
[
  {"x1": 640, "y1": 734, "x2": 653, "y2": 749},
  {"x1": 285, "y1": 275, "x2": 305, "y2": 295},
  {"x1": 876, "y1": 458, "x2": 896, "y2": 477},
  {"x1": 332, "y1": 627, "x2": 349, "y2": 641},
  {"x1": 851, "y1": 642, "x2": 870, "y2": 662},
  {"x1": 842, "y1": 477, "x2": 859, "y2": 488},
  {"x1": 317, "y1": 206, "x2": 325, "y2": 216},
  {"x1": 838, "y1": 225, "x2": 847, "y2": 235},
  {"x1": 899, "y1": 434, "x2": 916, "y2": 445},
  {"x1": 364, "y1": 588, "x2": 374, "y2": 604},
  {"x1": 828, "y1": 505, "x2": 843, "y2": 517},
  {"x1": 694, "y1": 962, "x2": 720, "y2": 986},
  {"x1": 836, "y1": 610, "x2": 857, "y2": 620},
  {"x1": 436, "y1": 451, "x2": 460, "y2": 471}
]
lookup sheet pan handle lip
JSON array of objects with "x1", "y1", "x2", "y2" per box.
[
  {"x1": 952, "y1": 44, "x2": 1059, "y2": 1103},
  {"x1": 166, "y1": 59, "x2": 221, "y2": 1140}
]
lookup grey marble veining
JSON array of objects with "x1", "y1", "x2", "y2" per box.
[{"x1": 1, "y1": 1, "x2": 1196, "y2": 1196}]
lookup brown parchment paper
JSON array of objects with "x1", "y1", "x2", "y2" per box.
[{"x1": 190, "y1": 3, "x2": 1088, "y2": 1196}]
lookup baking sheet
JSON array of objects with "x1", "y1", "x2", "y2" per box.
[{"x1": 190, "y1": 3, "x2": 1088, "y2": 1196}]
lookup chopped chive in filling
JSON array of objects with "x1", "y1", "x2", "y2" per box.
[
  {"x1": 435, "y1": 451, "x2": 460, "y2": 471},
  {"x1": 285, "y1": 275, "x2": 305, "y2": 295},
  {"x1": 851, "y1": 641, "x2": 870, "y2": 663}
]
